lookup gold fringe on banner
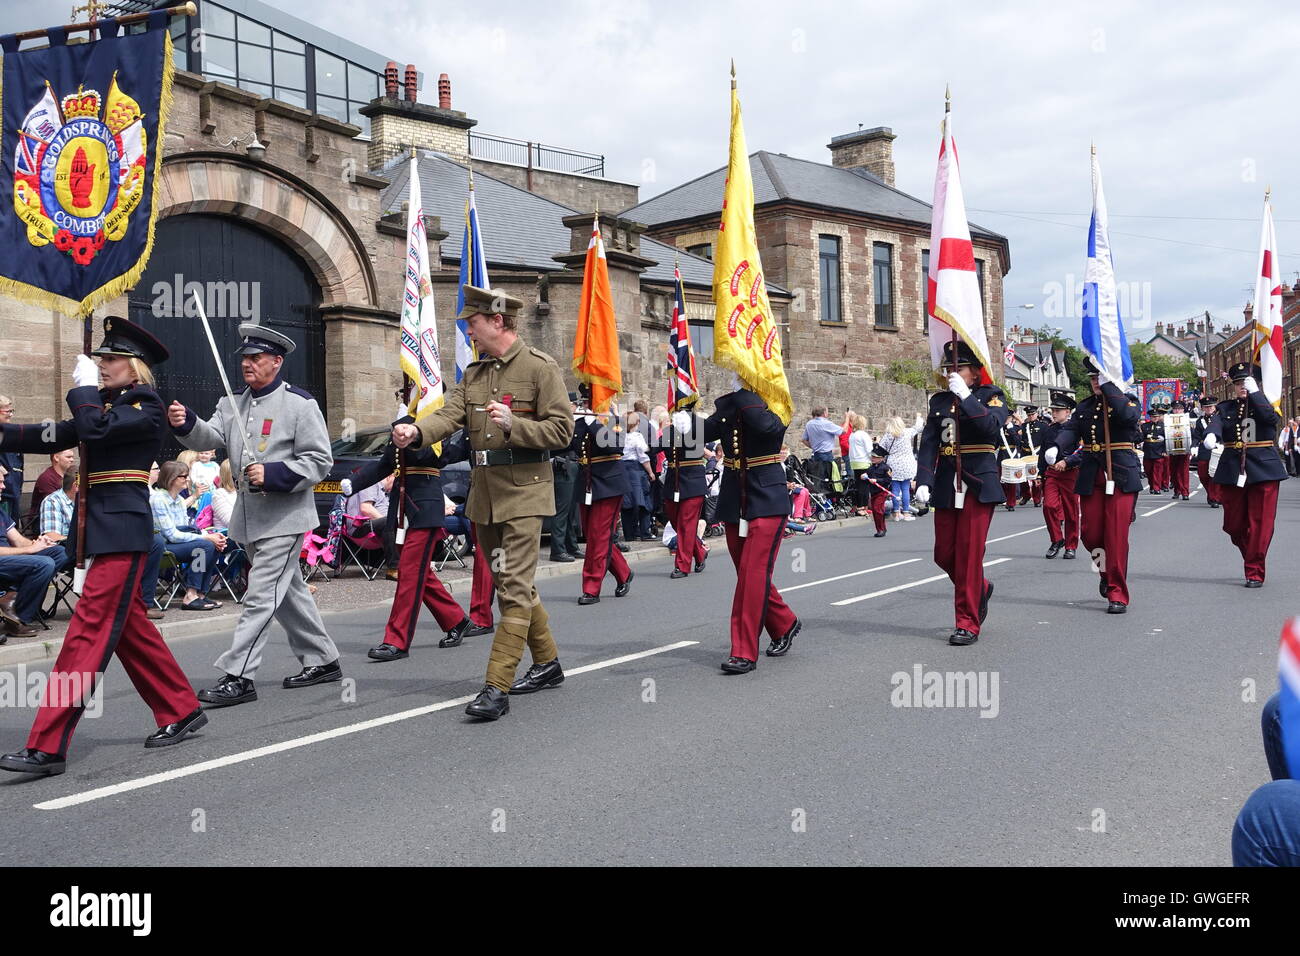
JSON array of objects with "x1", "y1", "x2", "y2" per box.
[{"x1": 0, "y1": 30, "x2": 175, "y2": 318}]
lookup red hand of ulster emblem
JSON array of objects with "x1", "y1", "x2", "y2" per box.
[{"x1": 69, "y1": 146, "x2": 96, "y2": 208}]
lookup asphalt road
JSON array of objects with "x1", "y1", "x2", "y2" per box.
[{"x1": 0, "y1": 477, "x2": 1290, "y2": 866}]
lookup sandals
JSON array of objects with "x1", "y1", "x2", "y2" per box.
[{"x1": 181, "y1": 598, "x2": 221, "y2": 611}]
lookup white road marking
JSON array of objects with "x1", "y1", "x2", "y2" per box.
[
  {"x1": 782, "y1": 558, "x2": 923, "y2": 593},
  {"x1": 34, "y1": 640, "x2": 699, "y2": 812},
  {"x1": 832, "y1": 558, "x2": 1013, "y2": 606},
  {"x1": 988, "y1": 526, "x2": 1045, "y2": 545},
  {"x1": 1141, "y1": 500, "x2": 1180, "y2": 517}
]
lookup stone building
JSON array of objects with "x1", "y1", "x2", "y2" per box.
[{"x1": 1204, "y1": 285, "x2": 1300, "y2": 414}]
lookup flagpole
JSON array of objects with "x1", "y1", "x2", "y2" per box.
[
  {"x1": 944, "y1": 86, "x2": 964, "y2": 503},
  {"x1": 9, "y1": 1, "x2": 195, "y2": 42},
  {"x1": 396, "y1": 146, "x2": 418, "y2": 544},
  {"x1": 72, "y1": 309, "x2": 92, "y2": 594},
  {"x1": 1093, "y1": 144, "x2": 1115, "y2": 492}
]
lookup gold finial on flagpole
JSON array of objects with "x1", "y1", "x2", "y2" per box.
[
  {"x1": 410, "y1": 145, "x2": 417, "y2": 159},
  {"x1": 468, "y1": 154, "x2": 474, "y2": 191},
  {"x1": 1266, "y1": 185, "x2": 1272, "y2": 202},
  {"x1": 1091, "y1": 141, "x2": 1096, "y2": 156},
  {"x1": 944, "y1": 84, "x2": 951, "y2": 113},
  {"x1": 731, "y1": 58, "x2": 736, "y2": 90}
]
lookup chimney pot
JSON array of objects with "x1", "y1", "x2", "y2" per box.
[
  {"x1": 438, "y1": 73, "x2": 451, "y2": 110},
  {"x1": 827, "y1": 126, "x2": 896, "y2": 187},
  {"x1": 385, "y1": 61, "x2": 399, "y2": 98},
  {"x1": 404, "y1": 64, "x2": 417, "y2": 103}
]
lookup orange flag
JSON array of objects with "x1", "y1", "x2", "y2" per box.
[{"x1": 572, "y1": 214, "x2": 622, "y2": 412}]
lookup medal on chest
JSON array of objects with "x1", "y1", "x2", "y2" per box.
[{"x1": 259, "y1": 418, "x2": 272, "y2": 454}]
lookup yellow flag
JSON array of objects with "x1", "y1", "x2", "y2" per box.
[{"x1": 712, "y1": 74, "x2": 792, "y2": 425}]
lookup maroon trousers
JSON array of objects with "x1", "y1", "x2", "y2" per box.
[
  {"x1": 467, "y1": 524, "x2": 494, "y2": 627},
  {"x1": 932, "y1": 499, "x2": 996, "y2": 635},
  {"x1": 665, "y1": 494, "x2": 707, "y2": 574},
  {"x1": 723, "y1": 516, "x2": 798, "y2": 661},
  {"x1": 1197, "y1": 460, "x2": 1223, "y2": 504},
  {"x1": 1079, "y1": 489, "x2": 1136, "y2": 606},
  {"x1": 1143, "y1": 458, "x2": 1169, "y2": 491},
  {"x1": 1169, "y1": 454, "x2": 1190, "y2": 497},
  {"x1": 1042, "y1": 469, "x2": 1081, "y2": 548},
  {"x1": 28, "y1": 552, "x2": 198, "y2": 757},
  {"x1": 1218, "y1": 481, "x2": 1280, "y2": 583},
  {"x1": 579, "y1": 494, "x2": 630, "y2": 596},
  {"x1": 383, "y1": 528, "x2": 467, "y2": 650},
  {"x1": 1020, "y1": 479, "x2": 1043, "y2": 505},
  {"x1": 1003, "y1": 482, "x2": 1020, "y2": 507},
  {"x1": 869, "y1": 489, "x2": 889, "y2": 533}
]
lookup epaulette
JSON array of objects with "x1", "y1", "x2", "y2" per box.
[
  {"x1": 284, "y1": 383, "x2": 315, "y2": 401},
  {"x1": 528, "y1": 346, "x2": 558, "y2": 365},
  {"x1": 233, "y1": 384, "x2": 249, "y2": 395}
]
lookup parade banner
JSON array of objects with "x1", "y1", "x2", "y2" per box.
[
  {"x1": 0, "y1": 10, "x2": 173, "y2": 317},
  {"x1": 1081, "y1": 146, "x2": 1134, "y2": 389},
  {"x1": 1139, "y1": 378, "x2": 1181, "y2": 415},
  {"x1": 712, "y1": 66, "x2": 792, "y2": 424},
  {"x1": 398, "y1": 154, "x2": 443, "y2": 423},
  {"x1": 926, "y1": 96, "x2": 993, "y2": 385}
]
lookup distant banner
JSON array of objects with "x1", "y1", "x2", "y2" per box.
[
  {"x1": 1139, "y1": 378, "x2": 1182, "y2": 414},
  {"x1": 0, "y1": 10, "x2": 174, "y2": 316}
]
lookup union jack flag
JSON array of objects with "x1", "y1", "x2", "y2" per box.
[
  {"x1": 666, "y1": 264, "x2": 699, "y2": 411},
  {"x1": 1003, "y1": 341, "x2": 1016, "y2": 367}
]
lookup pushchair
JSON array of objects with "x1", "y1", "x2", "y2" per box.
[{"x1": 785, "y1": 457, "x2": 836, "y2": 522}]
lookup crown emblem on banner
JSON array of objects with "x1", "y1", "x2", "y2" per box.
[{"x1": 61, "y1": 88, "x2": 102, "y2": 120}]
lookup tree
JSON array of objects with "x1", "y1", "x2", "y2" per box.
[{"x1": 1127, "y1": 341, "x2": 1200, "y2": 391}]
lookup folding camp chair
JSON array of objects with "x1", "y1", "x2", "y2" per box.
[
  {"x1": 37, "y1": 567, "x2": 77, "y2": 625},
  {"x1": 335, "y1": 515, "x2": 384, "y2": 580}
]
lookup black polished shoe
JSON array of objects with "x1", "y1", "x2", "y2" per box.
[
  {"x1": 368, "y1": 643, "x2": 409, "y2": 662},
  {"x1": 1182, "y1": 495, "x2": 1190, "y2": 501},
  {"x1": 577, "y1": 592, "x2": 600, "y2": 606},
  {"x1": 614, "y1": 569, "x2": 634, "y2": 597},
  {"x1": 1063, "y1": 549, "x2": 1077, "y2": 559},
  {"x1": 509, "y1": 658, "x2": 565, "y2": 694},
  {"x1": 282, "y1": 660, "x2": 342, "y2": 688},
  {"x1": 615, "y1": 542, "x2": 630, "y2": 553},
  {"x1": 144, "y1": 708, "x2": 208, "y2": 749},
  {"x1": 571, "y1": 548, "x2": 586, "y2": 558},
  {"x1": 1107, "y1": 601, "x2": 1127, "y2": 614},
  {"x1": 766, "y1": 618, "x2": 801, "y2": 657},
  {"x1": 464, "y1": 621, "x2": 494, "y2": 638},
  {"x1": 0, "y1": 748, "x2": 65, "y2": 776},
  {"x1": 1099, "y1": 578, "x2": 1109, "y2": 599},
  {"x1": 549, "y1": 552, "x2": 575, "y2": 563},
  {"x1": 873, "y1": 530, "x2": 886, "y2": 538},
  {"x1": 1244, "y1": 579, "x2": 1264, "y2": 589},
  {"x1": 979, "y1": 581, "x2": 993, "y2": 625},
  {"x1": 670, "y1": 569, "x2": 688, "y2": 579},
  {"x1": 720, "y1": 657, "x2": 757, "y2": 674},
  {"x1": 948, "y1": 628, "x2": 978, "y2": 646},
  {"x1": 440, "y1": 618, "x2": 472, "y2": 648},
  {"x1": 197, "y1": 674, "x2": 256, "y2": 708},
  {"x1": 1004, "y1": 505, "x2": 1015, "y2": 512},
  {"x1": 1209, "y1": 502, "x2": 1220, "y2": 509},
  {"x1": 1045, "y1": 540, "x2": 1065, "y2": 559},
  {"x1": 694, "y1": 548, "x2": 708, "y2": 573},
  {"x1": 465, "y1": 684, "x2": 509, "y2": 720}
]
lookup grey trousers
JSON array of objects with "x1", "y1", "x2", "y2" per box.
[{"x1": 215, "y1": 532, "x2": 338, "y2": 680}]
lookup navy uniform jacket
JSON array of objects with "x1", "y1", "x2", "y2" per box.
[
  {"x1": 662, "y1": 412, "x2": 708, "y2": 500},
  {"x1": 570, "y1": 412, "x2": 628, "y2": 502},
  {"x1": 1038, "y1": 420, "x2": 1077, "y2": 473},
  {"x1": 865, "y1": 460, "x2": 892, "y2": 493},
  {"x1": 1023, "y1": 419, "x2": 1046, "y2": 456},
  {"x1": 347, "y1": 419, "x2": 447, "y2": 531},
  {"x1": 0, "y1": 384, "x2": 163, "y2": 555},
  {"x1": 997, "y1": 421, "x2": 1021, "y2": 462},
  {"x1": 1140, "y1": 420, "x2": 1167, "y2": 460},
  {"x1": 702, "y1": 389, "x2": 788, "y2": 521},
  {"x1": 1191, "y1": 413, "x2": 1217, "y2": 463},
  {"x1": 1053, "y1": 383, "x2": 1142, "y2": 496},
  {"x1": 1207, "y1": 391, "x2": 1289, "y2": 485},
  {"x1": 916, "y1": 383, "x2": 1010, "y2": 509}
]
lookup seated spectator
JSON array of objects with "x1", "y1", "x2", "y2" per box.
[
  {"x1": 38, "y1": 468, "x2": 77, "y2": 542},
  {"x1": 24, "y1": 448, "x2": 77, "y2": 529},
  {"x1": 346, "y1": 474, "x2": 398, "y2": 570},
  {"x1": 1233, "y1": 692, "x2": 1300, "y2": 866},
  {"x1": 190, "y1": 450, "x2": 220, "y2": 492},
  {"x1": 211, "y1": 459, "x2": 237, "y2": 529},
  {"x1": 150, "y1": 460, "x2": 227, "y2": 611},
  {"x1": 781, "y1": 445, "x2": 813, "y2": 520},
  {"x1": 0, "y1": 505, "x2": 67, "y2": 636}
]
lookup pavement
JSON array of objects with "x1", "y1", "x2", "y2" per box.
[{"x1": 0, "y1": 478, "x2": 1288, "y2": 866}]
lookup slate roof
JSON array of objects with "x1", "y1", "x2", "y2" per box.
[
  {"x1": 620, "y1": 150, "x2": 1006, "y2": 246},
  {"x1": 378, "y1": 151, "x2": 786, "y2": 294}
]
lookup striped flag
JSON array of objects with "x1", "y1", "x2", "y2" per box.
[
  {"x1": 1252, "y1": 195, "x2": 1284, "y2": 413},
  {"x1": 1279, "y1": 618, "x2": 1300, "y2": 778},
  {"x1": 1081, "y1": 147, "x2": 1133, "y2": 388},
  {"x1": 572, "y1": 214, "x2": 622, "y2": 413},
  {"x1": 398, "y1": 155, "x2": 444, "y2": 422},
  {"x1": 666, "y1": 264, "x2": 699, "y2": 411},
  {"x1": 925, "y1": 98, "x2": 993, "y2": 384},
  {"x1": 1003, "y1": 341, "x2": 1016, "y2": 367},
  {"x1": 455, "y1": 174, "x2": 489, "y2": 382}
]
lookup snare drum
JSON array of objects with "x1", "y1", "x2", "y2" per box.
[
  {"x1": 1164, "y1": 413, "x2": 1192, "y2": 455},
  {"x1": 1025, "y1": 459, "x2": 1040, "y2": 479},
  {"x1": 999, "y1": 458, "x2": 1028, "y2": 483}
]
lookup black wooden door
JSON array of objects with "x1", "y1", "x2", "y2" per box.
[{"x1": 127, "y1": 213, "x2": 326, "y2": 461}]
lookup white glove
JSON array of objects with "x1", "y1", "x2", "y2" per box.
[
  {"x1": 1201, "y1": 434, "x2": 1218, "y2": 451},
  {"x1": 914, "y1": 485, "x2": 931, "y2": 506},
  {"x1": 1243, "y1": 376, "x2": 1259, "y2": 394},
  {"x1": 947, "y1": 373, "x2": 972, "y2": 400},
  {"x1": 1044, "y1": 447, "x2": 1058, "y2": 466},
  {"x1": 672, "y1": 410, "x2": 691, "y2": 434},
  {"x1": 340, "y1": 478, "x2": 353, "y2": 497},
  {"x1": 73, "y1": 354, "x2": 99, "y2": 389}
]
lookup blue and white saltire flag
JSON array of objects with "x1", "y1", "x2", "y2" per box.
[
  {"x1": 1080, "y1": 147, "x2": 1133, "y2": 389},
  {"x1": 455, "y1": 175, "x2": 490, "y2": 382},
  {"x1": 1280, "y1": 618, "x2": 1300, "y2": 778}
]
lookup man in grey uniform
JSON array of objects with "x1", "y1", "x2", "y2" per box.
[{"x1": 166, "y1": 324, "x2": 341, "y2": 707}]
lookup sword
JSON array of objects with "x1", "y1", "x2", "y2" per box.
[{"x1": 192, "y1": 290, "x2": 263, "y2": 494}]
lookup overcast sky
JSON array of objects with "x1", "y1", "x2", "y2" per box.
[
  {"x1": 295, "y1": 0, "x2": 1294, "y2": 345},
  {"x1": 8, "y1": 0, "x2": 1295, "y2": 345}
]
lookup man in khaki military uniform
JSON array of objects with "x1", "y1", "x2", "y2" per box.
[{"x1": 393, "y1": 286, "x2": 573, "y2": 720}]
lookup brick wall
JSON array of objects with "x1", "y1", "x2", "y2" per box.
[{"x1": 470, "y1": 160, "x2": 638, "y2": 215}]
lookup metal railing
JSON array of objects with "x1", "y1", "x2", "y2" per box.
[{"x1": 469, "y1": 131, "x2": 604, "y2": 177}]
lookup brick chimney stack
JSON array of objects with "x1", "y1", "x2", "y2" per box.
[
  {"x1": 827, "y1": 127, "x2": 896, "y2": 187},
  {"x1": 404, "y1": 64, "x2": 418, "y2": 103},
  {"x1": 360, "y1": 65, "x2": 477, "y2": 171},
  {"x1": 438, "y1": 74, "x2": 451, "y2": 109}
]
